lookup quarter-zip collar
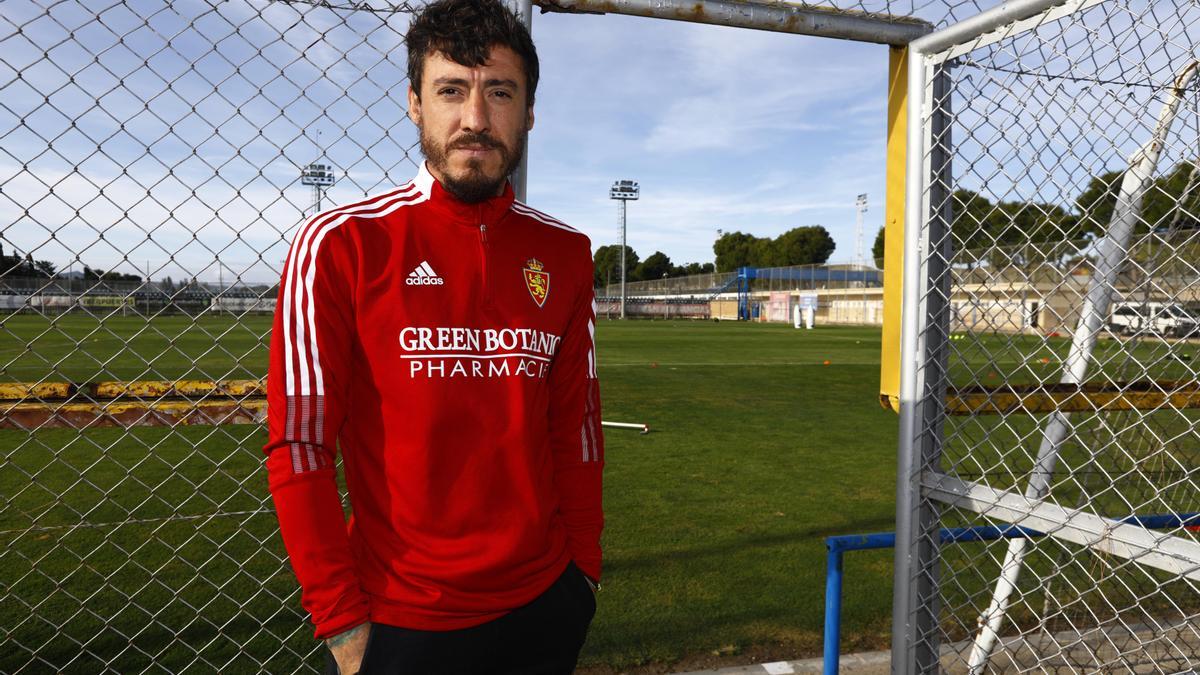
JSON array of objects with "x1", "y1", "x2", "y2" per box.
[{"x1": 414, "y1": 161, "x2": 515, "y2": 227}]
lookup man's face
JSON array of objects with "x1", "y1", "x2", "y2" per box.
[{"x1": 408, "y1": 46, "x2": 534, "y2": 203}]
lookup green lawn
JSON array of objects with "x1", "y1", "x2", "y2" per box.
[
  {"x1": 0, "y1": 313, "x2": 267, "y2": 383},
  {"x1": 582, "y1": 321, "x2": 900, "y2": 668},
  {"x1": 4, "y1": 314, "x2": 1190, "y2": 672}
]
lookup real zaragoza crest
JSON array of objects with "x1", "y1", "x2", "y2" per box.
[{"x1": 523, "y1": 258, "x2": 550, "y2": 308}]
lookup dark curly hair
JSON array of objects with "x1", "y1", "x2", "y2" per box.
[{"x1": 406, "y1": 0, "x2": 539, "y2": 105}]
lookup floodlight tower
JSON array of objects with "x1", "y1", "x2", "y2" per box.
[
  {"x1": 610, "y1": 180, "x2": 639, "y2": 319},
  {"x1": 855, "y1": 193, "x2": 868, "y2": 267},
  {"x1": 301, "y1": 163, "x2": 335, "y2": 216},
  {"x1": 715, "y1": 228, "x2": 723, "y2": 286}
]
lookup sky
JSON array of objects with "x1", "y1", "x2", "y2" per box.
[
  {"x1": 0, "y1": 0, "x2": 898, "y2": 285},
  {"x1": 4, "y1": 0, "x2": 1191, "y2": 286},
  {"x1": 525, "y1": 11, "x2": 890, "y2": 270}
]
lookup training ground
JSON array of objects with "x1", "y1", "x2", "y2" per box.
[{"x1": 3, "y1": 317, "x2": 908, "y2": 672}]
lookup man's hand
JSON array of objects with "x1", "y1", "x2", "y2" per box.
[{"x1": 326, "y1": 622, "x2": 370, "y2": 674}]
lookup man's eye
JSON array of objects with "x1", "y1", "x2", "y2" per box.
[
  {"x1": 492, "y1": 90, "x2": 513, "y2": 99},
  {"x1": 438, "y1": 88, "x2": 460, "y2": 96}
]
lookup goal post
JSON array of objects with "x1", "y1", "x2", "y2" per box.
[
  {"x1": 896, "y1": 1, "x2": 1200, "y2": 672},
  {"x1": 532, "y1": 0, "x2": 932, "y2": 45},
  {"x1": 879, "y1": 44, "x2": 909, "y2": 413}
]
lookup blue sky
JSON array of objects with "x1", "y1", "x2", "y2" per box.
[
  {"x1": 0, "y1": 1, "x2": 897, "y2": 285},
  {"x1": 528, "y1": 11, "x2": 890, "y2": 270},
  {"x1": 10, "y1": 1, "x2": 1191, "y2": 287}
]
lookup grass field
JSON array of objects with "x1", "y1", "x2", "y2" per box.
[{"x1": 2, "y1": 314, "x2": 1192, "y2": 673}]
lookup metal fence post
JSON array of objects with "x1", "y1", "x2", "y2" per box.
[
  {"x1": 503, "y1": 0, "x2": 533, "y2": 202},
  {"x1": 824, "y1": 541, "x2": 845, "y2": 675},
  {"x1": 893, "y1": 49, "x2": 952, "y2": 675}
]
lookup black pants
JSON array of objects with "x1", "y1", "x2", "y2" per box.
[{"x1": 325, "y1": 561, "x2": 597, "y2": 675}]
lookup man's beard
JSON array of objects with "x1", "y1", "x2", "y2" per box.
[{"x1": 420, "y1": 128, "x2": 525, "y2": 204}]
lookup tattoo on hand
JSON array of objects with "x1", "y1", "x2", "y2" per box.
[{"x1": 325, "y1": 623, "x2": 366, "y2": 649}]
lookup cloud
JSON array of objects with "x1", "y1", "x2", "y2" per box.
[
  {"x1": 642, "y1": 88, "x2": 835, "y2": 154},
  {"x1": 2, "y1": 4, "x2": 898, "y2": 279},
  {"x1": 522, "y1": 13, "x2": 891, "y2": 263},
  {"x1": 0, "y1": 160, "x2": 303, "y2": 283},
  {"x1": 640, "y1": 25, "x2": 881, "y2": 154}
]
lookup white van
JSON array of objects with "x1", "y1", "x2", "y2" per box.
[{"x1": 1108, "y1": 301, "x2": 1200, "y2": 338}]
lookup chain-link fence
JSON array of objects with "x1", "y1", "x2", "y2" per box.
[
  {"x1": 605, "y1": 263, "x2": 883, "y2": 298},
  {"x1": 11, "y1": 0, "x2": 1174, "y2": 671},
  {"x1": 0, "y1": 0, "x2": 960, "y2": 669},
  {"x1": 1, "y1": 1, "x2": 420, "y2": 671},
  {"x1": 897, "y1": 0, "x2": 1200, "y2": 672},
  {"x1": 598, "y1": 263, "x2": 883, "y2": 324}
]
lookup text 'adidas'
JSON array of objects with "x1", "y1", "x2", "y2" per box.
[{"x1": 406, "y1": 261, "x2": 444, "y2": 286}]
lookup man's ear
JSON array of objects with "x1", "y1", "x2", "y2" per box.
[
  {"x1": 526, "y1": 104, "x2": 535, "y2": 132},
  {"x1": 408, "y1": 84, "x2": 422, "y2": 126}
]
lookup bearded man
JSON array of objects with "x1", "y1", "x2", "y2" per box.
[{"x1": 263, "y1": 1, "x2": 605, "y2": 672}]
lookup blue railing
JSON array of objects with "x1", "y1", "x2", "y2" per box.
[{"x1": 822, "y1": 512, "x2": 1200, "y2": 674}]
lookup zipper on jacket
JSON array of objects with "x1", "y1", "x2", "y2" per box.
[{"x1": 478, "y1": 219, "x2": 491, "y2": 307}]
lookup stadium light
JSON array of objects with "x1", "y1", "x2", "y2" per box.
[
  {"x1": 855, "y1": 193, "x2": 868, "y2": 267},
  {"x1": 715, "y1": 228, "x2": 723, "y2": 283},
  {"x1": 610, "y1": 180, "x2": 639, "y2": 319},
  {"x1": 301, "y1": 163, "x2": 335, "y2": 216}
]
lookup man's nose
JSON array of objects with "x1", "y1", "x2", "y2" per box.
[{"x1": 460, "y1": 89, "x2": 490, "y2": 133}]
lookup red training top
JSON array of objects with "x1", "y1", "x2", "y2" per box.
[{"x1": 263, "y1": 163, "x2": 604, "y2": 639}]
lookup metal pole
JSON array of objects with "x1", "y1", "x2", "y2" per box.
[
  {"x1": 913, "y1": 62, "x2": 955, "y2": 674},
  {"x1": 892, "y1": 42, "x2": 928, "y2": 674},
  {"x1": 823, "y1": 544, "x2": 844, "y2": 675},
  {"x1": 893, "y1": 44, "x2": 954, "y2": 675},
  {"x1": 911, "y1": 0, "x2": 1103, "y2": 58},
  {"x1": 715, "y1": 228, "x2": 723, "y2": 289},
  {"x1": 619, "y1": 199, "x2": 627, "y2": 320},
  {"x1": 855, "y1": 193, "x2": 868, "y2": 266},
  {"x1": 505, "y1": 0, "x2": 533, "y2": 202},
  {"x1": 532, "y1": 0, "x2": 932, "y2": 46}
]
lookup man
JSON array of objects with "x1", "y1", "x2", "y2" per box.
[{"x1": 263, "y1": 1, "x2": 605, "y2": 672}]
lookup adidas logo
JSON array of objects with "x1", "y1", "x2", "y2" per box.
[{"x1": 405, "y1": 261, "x2": 444, "y2": 286}]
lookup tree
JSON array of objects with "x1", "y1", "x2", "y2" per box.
[
  {"x1": 82, "y1": 266, "x2": 142, "y2": 282},
  {"x1": 753, "y1": 236, "x2": 783, "y2": 267},
  {"x1": 872, "y1": 226, "x2": 886, "y2": 268},
  {"x1": 1073, "y1": 169, "x2": 1122, "y2": 237},
  {"x1": 0, "y1": 245, "x2": 56, "y2": 278},
  {"x1": 593, "y1": 245, "x2": 639, "y2": 287},
  {"x1": 714, "y1": 226, "x2": 836, "y2": 270},
  {"x1": 950, "y1": 189, "x2": 1001, "y2": 259},
  {"x1": 713, "y1": 231, "x2": 761, "y2": 272},
  {"x1": 774, "y1": 226, "x2": 836, "y2": 266},
  {"x1": 635, "y1": 251, "x2": 673, "y2": 280},
  {"x1": 990, "y1": 199, "x2": 1077, "y2": 266},
  {"x1": 1075, "y1": 161, "x2": 1200, "y2": 237},
  {"x1": 1152, "y1": 160, "x2": 1200, "y2": 231}
]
